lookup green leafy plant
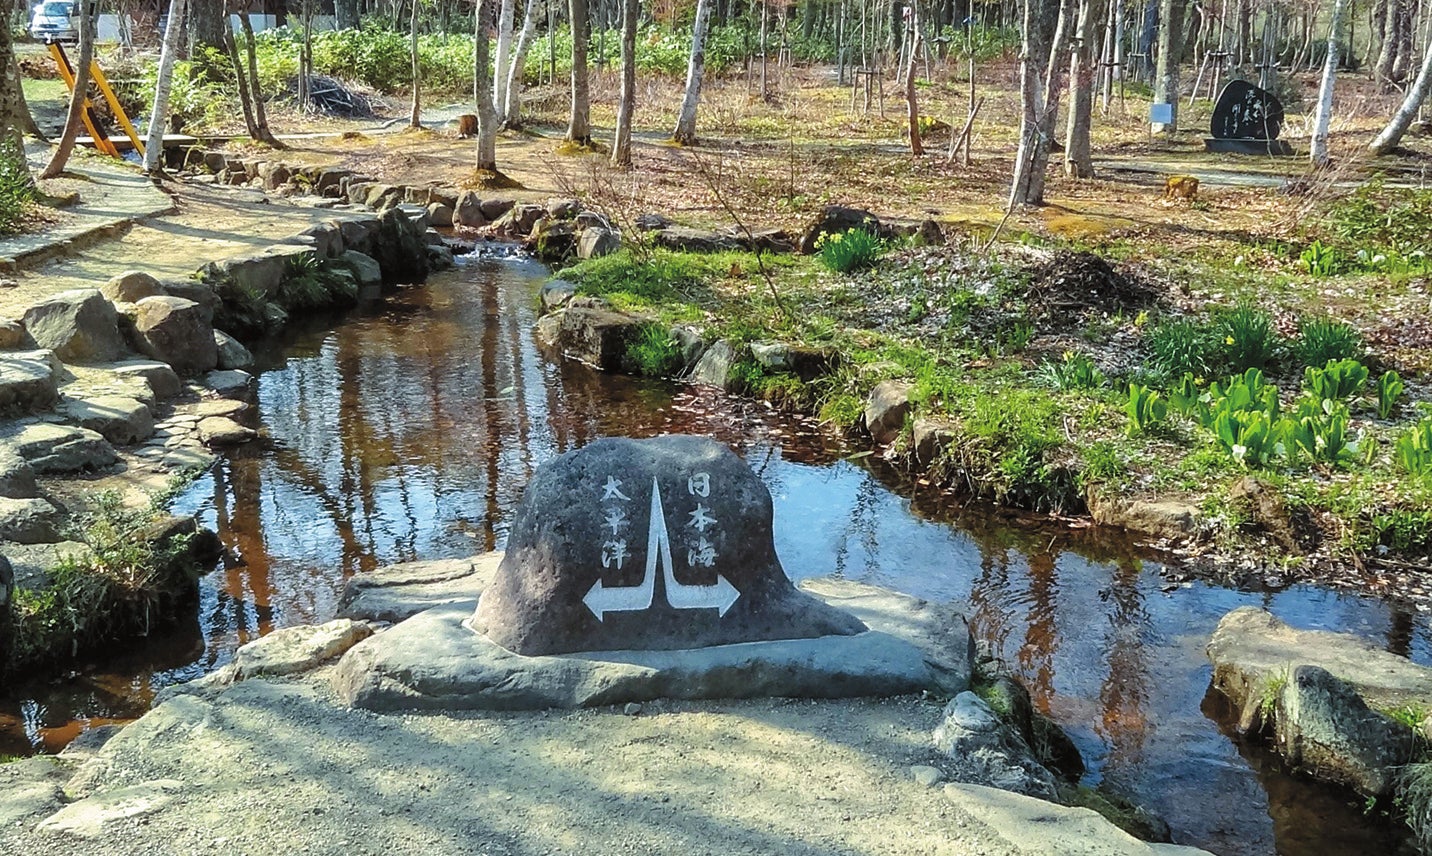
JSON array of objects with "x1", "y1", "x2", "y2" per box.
[
  {"x1": 0, "y1": 138, "x2": 35, "y2": 236},
  {"x1": 1296, "y1": 317, "x2": 1363, "y2": 367},
  {"x1": 1126, "y1": 384, "x2": 1167, "y2": 436},
  {"x1": 1396, "y1": 419, "x2": 1432, "y2": 476},
  {"x1": 625, "y1": 324, "x2": 686, "y2": 377},
  {"x1": 1284, "y1": 399, "x2": 1357, "y2": 465},
  {"x1": 1167, "y1": 373, "x2": 1204, "y2": 418},
  {"x1": 1378, "y1": 371, "x2": 1405, "y2": 419},
  {"x1": 1036, "y1": 351, "x2": 1105, "y2": 391},
  {"x1": 1299, "y1": 240, "x2": 1341, "y2": 276},
  {"x1": 1146, "y1": 318, "x2": 1220, "y2": 378},
  {"x1": 1216, "y1": 302, "x2": 1281, "y2": 372},
  {"x1": 1303, "y1": 359, "x2": 1369, "y2": 403},
  {"x1": 815, "y1": 227, "x2": 885, "y2": 273}
]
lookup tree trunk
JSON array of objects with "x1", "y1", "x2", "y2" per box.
[
  {"x1": 567, "y1": 0, "x2": 591, "y2": 144},
  {"x1": 238, "y1": 11, "x2": 281, "y2": 146},
  {"x1": 1376, "y1": 0, "x2": 1403, "y2": 83},
  {"x1": 336, "y1": 0, "x2": 361, "y2": 28},
  {"x1": 0, "y1": 0, "x2": 34, "y2": 160},
  {"x1": 494, "y1": 0, "x2": 516, "y2": 114},
  {"x1": 502, "y1": 0, "x2": 540, "y2": 126},
  {"x1": 1065, "y1": 0, "x2": 1102, "y2": 176},
  {"x1": 221, "y1": 3, "x2": 259, "y2": 140},
  {"x1": 1009, "y1": 0, "x2": 1059, "y2": 206},
  {"x1": 1151, "y1": 0, "x2": 1185, "y2": 132},
  {"x1": 474, "y1": 0, "x2": 500, "y2": 169},
  {"x1": 43, "y1": 0, "x2": 97, "y2": 178},
  {"x1": 673, "y1": 0, "x2": 712, "y2": 144},
  {"x1": 611, "y1": 0, "x2": 638, "y2": 166},
  {"x1": 189, "y1": 0, "x2": 225, "y2": 51},
  {"x1": 1310, "y1": 0, "x2": 1348, "y2": 164},
  {"x1": 12, "y1": 60, "x2": 45, "y2": 142},
  {"x1": 904, "y1": 8, "x2": 923, "y2": 156},
  {"x1": 1370, "y1": 32, "x2": 1432, "y2": 152},
  {"x1": 409, "y1": 0, "x2": 422, "y2": 127}
]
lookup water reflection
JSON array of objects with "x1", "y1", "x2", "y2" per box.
[{"x1": 1, "y1": 253, "x2": 1428, "y2": 855}]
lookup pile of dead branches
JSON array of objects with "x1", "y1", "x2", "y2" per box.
[{"x1": 282, "y1": 74, "x2": 377, "y2": 118}]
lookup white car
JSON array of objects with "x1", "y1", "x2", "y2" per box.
[{"x1": 29, "y1": 1, "x2": 78, "y2": 43}]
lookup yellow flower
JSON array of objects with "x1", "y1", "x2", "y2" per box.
[
  {"x1": 1225, "y1": 336, "x2": 1235, "y2": 345},
  {"x1": 831, "y1": 233, "x2": 843, "y2": 243},
  {"x1": 1062, "y1": 350, "x2": 1074, "y2": 361}
]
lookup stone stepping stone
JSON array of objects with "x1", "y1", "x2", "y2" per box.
[
  {"x1": 60, "y1": 395, "x2": 154, "y2": 445},
  {"x1": 0, "y1": 422, "x2": 116, "y2": 474}
]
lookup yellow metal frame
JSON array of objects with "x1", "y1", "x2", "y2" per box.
[{"x1": 48, "y1": 43, "x2": 145, "y2": 158}]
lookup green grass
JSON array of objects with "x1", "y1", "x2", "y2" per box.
[{"x1": 625, "y1": 324, "x2": 686, "y2": 378}]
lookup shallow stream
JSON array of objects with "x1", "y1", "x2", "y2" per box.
[{"x1": 1, "y1": 251, "x2": 1426, "y2": 855}]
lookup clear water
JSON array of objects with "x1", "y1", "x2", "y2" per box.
[{"x1": 1, "y1": 250, "x2": 1423, "y2": 855}]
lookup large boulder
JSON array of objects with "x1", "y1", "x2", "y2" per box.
[
  {"x1": 334, "y1": 250, "x2": 384, "y2": 289},
  {"x1": 110, "y1": 360, "x2": 182, "y2": 400},
  {"x1": 471, "y1": 435, "x2": 866, "y2": 655},
  {"x1": 545, "y1": 306, "x2": 648, "y2": 372},
  {"x1": 213, "y1": 330, "x2": 253, "y2": 371},
  {"x1": 453, "y1": 191, "x2": 486, "y2": 228},
  {"x1": 577, "y1": 226, "x2": 621, "y2": 260},
  {"x1": 0, "y1": 356, "x2": 58, "y2": 412},
  {"x1": 369, "y1": 208, "x2": 430, "y2": 284},
  {"x1": 1207, "y1": 607, "x2": 1432, "y2": 796},
  {"x1": 21, "y1": 289, "x2": 126, "y2": 363},
  {"x1": 689, "y1": 340, "x2": 743, "y2": 390},
  {"x1": 932, "y1": 692, "x2": 1060, "y2": 801},
  {"x1": 131, "y1": 296, "x2": 218, "y2": 376},
  {"x1": 0, "y1": 496, "x2": 62, "y2": 543}
]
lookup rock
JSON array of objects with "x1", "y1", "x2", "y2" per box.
[
  {"x1": 530, "y1": 218, "x2": 578, "y2": 262},
  {"x1": 101, "y1": 271, "x2": 164, "y2": 303},
  {"x1": 338, "y1": 554, "x2": 500, "y2": 623},
  {"x1": 0, "y1": 496, "x2": 62, "y2": 543},
  {"x1": 0, "y1": 756, "x2": 68, "y2": 828},
  {"x1": 21, "y1": 289, "x2": 126, "y2": 363},
  {"x1": 0, "y1": 355, "x2": 58, "y2": 412},
  {"x1": 60, "y1": 395, "x2": 154, "y2": 445},
  {"x1": 912, "y1": 418, "x2": 957, "y2": 467},
  {"x1": 492, "y1": 203, "x2": 546, "y2": 238},
  {"x1": 193, "y1": 398, "x2": 250, "y2": 421},
  {"x1": 864, "y1": 380, "x2": 914, "y2": 445},
  {"x1": 547, "y1": 197, "x2": 581, "y2": 219},
  {"x1": 943, "y1": 784, "x2": 1213, "y2": 856},
  {"x1": 635, "y1": 213, "x2": 672, "y2": 231},
  {"x1": 233, "y1": 618, "x2": 374, "y2": 679},
  {"x1": 748, "y1": 342, "x2": 836, "y2": 381},
  {"x1": 471, "y1": 435, "x2": 866, "y2": 655},
  {"x1": 540, "y1": 280, "x2": 577, "y2": 312},
  {"x1": 198, "y1": 245, "x2": 309, "y2": 300},
  {"x1": 0, "y1": 422, "x2": 116, "y2": 473},
  {"x1": 0, "y1": 318, "x2": 27, "y2": 349},
  {"x1": 335, "y1": 215, "x2": 380, "y2": 257},
  {"x1": 297, "y1": 222, "x2": 345, "y2": 259},
  {"x1": 197, "y1": 416, "x2": 256, "y2": 446},
  {"x1": 426, "y1": 245, "x2": 456, "y2": 271},
  {"x1": 575, "y1": 211, "x2": 612, "y2": 230},
  {"x1": 671, "y1": 326, "x2": 705, "y2": 370},
  {"x1": 911, "y1": 765, "x2": 944, "y2": 787},
  {"x1": 1271, "y1": 664, "x2": 1416, "y2": 796},
  {"x1": 426, "y1": 202, "x2": 454, "y2": 228},
  {"x1": 131, "y1": 296, "x2": 218, "y2": 376},
  {"x1": 548, "y1": 306, "x2": 648, "y2": 372},
  {"x1": 978, "y1": 675, "x2": 1084, "y2": 781},
  {"x1": 1088, "y1": 494, "x2": 1202, "y2": 541},
  {"x1": 334, "y1": 249, "x2": 384, "y2": 288},
  {"x1": 338, "y1": 603, "x2": 935, "y2": 712},
  {"x1": 690, "y1": 340, "x2": 743, "y2": 390},
  {"x1": 799, "y1": 205, "x2": 892, "y2": 253},
  {"x1": 913, "y1": 218, "x2": 945, "y2": 247},
  {"x1": 652, "y1": 227, "x2": 741, "y2": 253},
  {"x1": 213, "y1": 330, "x2": 253, "y2": 370},
  {"x1": 37, "y1": 779, "x2": 184, "y2": 838},
  {"x1": 157, "y1": 280, "x2": 220, "y2": 324},
  {"x1": 205, "y1": 369, "x2": 255, "y2": 397},
  {"x1": 370, "y1": 207, "x2": 430, "y2": 284},
  {"x1": 479, "y1": 197, "x2": 515, "y2": 221},
  {"x1": 110, "y1": 360, "x2": 182, "y2": 400},
  {"x1": 1208, "y1": 606, "x2": 1432, "y2": 795},
  {"x1": 0, "y1": 444, "x2": 38, "y2": 498},
  {"x1": 623, "y1": 702, "x2": 643, "y2": 716},
  {"x1": 932, "y1": 692, "x2": 1059, "y2": 800},
  {"x1": 577, "y1": 226, "x2": 621, "y2": 260},
  {"x1": 453, "y1": 191, "x2": 486, "y2": 227},
  {"x1": 1228, "y1": 475, "x2": 1304, "y2": 552}
]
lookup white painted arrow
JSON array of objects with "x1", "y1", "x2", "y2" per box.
[{"x1": 582, "y1": 477, "x2": 741, "y2": 620}]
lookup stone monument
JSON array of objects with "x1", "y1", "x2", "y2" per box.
[
  {"x1": 472, "y1": 434, "x2": 866, "y2": 655},
  {"x1": 334, "y1": 434, "x2": 965, "y2": 711},
  {"x1": 1206, "y1": 80, "x2": 1294, "y2": 155}
]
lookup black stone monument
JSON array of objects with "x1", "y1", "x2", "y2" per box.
[{"x1": 1206, "y1": 80, "x2": 1294, "y2": 156}]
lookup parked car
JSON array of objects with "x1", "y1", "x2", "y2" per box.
[{"x1": 29, "y1": 1, "x2": 78, "y2": 43}]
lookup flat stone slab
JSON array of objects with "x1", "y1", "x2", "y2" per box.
[
  {"x1": 0, "y1": 756, "x2": 68, "y2": 829},
  {"x1": 1207, "y1": 606, "x2": 1432, "y2": 715},
  {"x1": 335, "y1": 602, "x2": 952, "y2": 712},
  {"x1": 36, "y1": 779, "x2": 184, "y2": 838},
  {"x1": 943, "y1": 784, "x2": 1211, "y2": 856},
  {"x1": 337, "y1": 553, "x2": 501, "y2": 623},
  {"x1": 0, "y1": 422, "x2": 116, "y2": 473},
  {"x1": 59, "y1": 394, "x2": 154, "y2": 445},
  {"x1": 233, "y1": 618, "x2": 373, "y2": 679}
]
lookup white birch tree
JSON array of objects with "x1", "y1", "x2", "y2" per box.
[
  {"x1": 1369, "y1": 34, "x2": 1432, "y2": 154},
  {"x1": 672, "y1": 0, "x2": 712, "y2": 145},
  {"x1": 1310, "y1": 0, "x2": 1349, "y2": 164}
]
